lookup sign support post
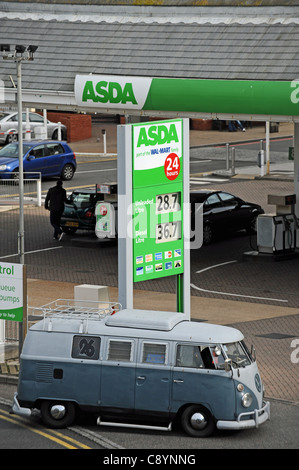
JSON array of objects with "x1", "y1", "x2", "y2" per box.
[{"x1": 117, "y1": 118, "x2": 190, "y2": 318}]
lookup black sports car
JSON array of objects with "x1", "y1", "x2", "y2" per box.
[{"x1": 190, "y1": 190, "x2": 264, "y2": 244}]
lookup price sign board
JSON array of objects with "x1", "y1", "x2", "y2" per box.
[{"x1": 132, "y1": 119, "x2": 184, "y2": 282}]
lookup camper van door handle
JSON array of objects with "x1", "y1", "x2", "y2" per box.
[
  {"x1": 137, "y1": 376, "x2": 146, "y2": 380},
  {"x1": 173, "y1": 379, "x2": 184, "y2": 383}
]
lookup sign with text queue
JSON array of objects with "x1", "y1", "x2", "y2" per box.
[
  {"x1": 132, "y1": 119, "x2": 184, "y2": 282},
  {"x1": 0, "y1": 262, "x2": 24, "y2": 322}
]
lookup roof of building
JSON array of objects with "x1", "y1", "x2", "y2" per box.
[
  {"x1": 1, "y1": 2, "x2": 299, "y2": 92},
  {"x1": 1, "y1": 2, "x2": 299, "y2": 120}
]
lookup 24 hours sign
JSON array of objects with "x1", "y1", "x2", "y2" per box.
[
  {"x1": 0, "y1": 262, "x2": 24, "y2": 322},
  {"x1": 132, "y1": 119, "x2": 184, "y2": 282}
]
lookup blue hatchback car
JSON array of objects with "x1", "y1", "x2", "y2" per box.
[{"x1": 0, "y1": 140, "x2": 76, "y2": 180}]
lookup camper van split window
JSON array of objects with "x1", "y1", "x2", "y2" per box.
[
  {"x1": 142, "y1": 342, "x2": 167, "y2": 364},
  {"x1": 107, "y1": 340, "x2": 133, "y2": 362}
]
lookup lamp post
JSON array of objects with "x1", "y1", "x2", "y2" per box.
[
  {"x1": 1, "y1": 44, "x2": 38, "y2": 351},
  {"x1": 1, "y1": 44, "x2": 38, "y2": 263}
]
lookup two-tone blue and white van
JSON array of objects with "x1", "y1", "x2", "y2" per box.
[{"x1": 13, "y1": 300, "x2": 270, "y2": 437}]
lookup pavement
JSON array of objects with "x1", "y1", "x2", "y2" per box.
[{"x1": 0, "y1": 119, "x2": 298, "y2": 405}]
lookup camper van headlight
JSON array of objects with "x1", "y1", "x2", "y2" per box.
[
  {"x1": 0, "y1": 164, "x2": 7, "y2": 170},
  {"x1": 242, "y1": 393, "x2": 253, "y2": 408}
]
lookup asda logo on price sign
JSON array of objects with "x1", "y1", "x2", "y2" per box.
[{"x1": 133, "y1": 119, "x2": 183, "y2": 188}]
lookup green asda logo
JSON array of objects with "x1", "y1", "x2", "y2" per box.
[
  {"x1": 82, "y1": 80, "x2": 137, "y2": 105},
  {"x1": 137, "y1": 123, "x2": 179, "y2": 147}
]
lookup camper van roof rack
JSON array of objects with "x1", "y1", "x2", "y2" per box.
[{"x1": 30, "y1": 299, "x2": 122, "y2": 322}]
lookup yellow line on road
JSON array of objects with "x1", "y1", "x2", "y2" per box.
[{"x1": 0, "y1": 409, "x2": 91, "y2": 449}]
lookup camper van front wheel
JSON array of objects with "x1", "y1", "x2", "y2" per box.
[
  {"x1": 40, "y1": 400, "x2": 76, "y2": 429},
  {"x1": 181, "y1": 405, "x2": 215, "y2": 438}
]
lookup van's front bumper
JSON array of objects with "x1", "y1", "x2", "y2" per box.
[
  {"x1": 12, "y1": 393, "x2": 32, "y2": 418},
  {"x1": 217, "y1": 400, "x2": 270, "y2": 431}
]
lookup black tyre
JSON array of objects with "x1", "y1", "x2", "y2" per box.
[
  {"x1": 40, "y1": 400, "x2": 76, "y2": 429},
  {"x1": 52, "y1": 129, "x2": 67, "y2": 141},
  {"x1": 203, "y1": 224, "x2": 213, "y2": 245},
  {"x1": 181, "y1": 405, "x2": 215, "y2": 438},
  {"x1": 10, "y1": 168, "x2": 19, "y2": 181},
  {"x1": 61, "y1": 164, "x2": 74, "y2": 180},
  {"x1": 246, "y1": 214, "x2": 258, "y2": 234}
]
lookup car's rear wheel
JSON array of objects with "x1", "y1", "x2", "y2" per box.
[
  {"x1": 52, "y1": 129, "x2": 67, "y2": 141},
  {"x1": 246, "y1": 214, "x2": 258, "y2": 234},
  {"x1": 61, "y1": 164, "x2": 74, "y2": 180},
  {"x1": 203, "y1": 224, "x2": 213, "y2": 244}
]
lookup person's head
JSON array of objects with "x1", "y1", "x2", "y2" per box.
[{"x1": 57, "y1": 180, "x2": 63, "y2": 187}]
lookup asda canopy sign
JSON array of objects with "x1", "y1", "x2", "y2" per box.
[
  {"x1": 75, "y1": 75, "x2": 299, "y2": 117},
  {"x1": 75, "y1": 75, "x2": 151, "y2": 110}
]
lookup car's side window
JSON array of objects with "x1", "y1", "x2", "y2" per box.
[
  {"x1": 46, "y1": 143, "x2": 64, "y2": 156},
  {"x1": 30, "y1": 145, "x2": 45, "y2": 159},
  {"x1": 29, "y1": 113, "x2": 44, "y2": 123},
  {"x1": 218, "y1": 192, "x2": 239, "y2": 206},
  {"x1": 204, "y1": 194, "x2": 221, "y2": 208}
]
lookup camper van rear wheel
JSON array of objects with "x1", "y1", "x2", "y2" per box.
[
  {"x1": 181, "y1": 405, "x2": 215, "y2": 438},
  {"x1": 40, "y1": 400, "x2": 76, "y2": 429}
]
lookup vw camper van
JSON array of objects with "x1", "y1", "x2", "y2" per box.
[{"x1": 13, "y1": 300, "x2": 270, "y2": 437}]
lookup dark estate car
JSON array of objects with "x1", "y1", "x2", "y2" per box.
[
  {"x1": 190, "y1": 189, "x2": 264, "y2": 244},
  {"x1": 0, "y1": 140, "x2": 76, "y2": 180},
  {"x1": 61, "y1": 187, "x2": 105, "y2": 234}
]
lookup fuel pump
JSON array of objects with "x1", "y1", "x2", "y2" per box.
[
  {"x1": 257, "y1": 194, "x2": 298, "y2": 254},
  {"x1": 95, "y1": 183, "x2": 117, "y2": 239}
]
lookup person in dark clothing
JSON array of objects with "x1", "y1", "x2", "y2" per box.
[{"x1": 45, "y1": 180, "x2": 68, "y2": 240}]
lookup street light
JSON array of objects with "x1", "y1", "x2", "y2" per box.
[
  {"x1": 0, "y1": 44, "x2": 38, "y2": 264},
  {"x1": 1, "y1": 44, "x2": 38, "y2": 352}
]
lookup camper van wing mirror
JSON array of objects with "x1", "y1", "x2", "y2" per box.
[
  {"x1": 224, "y1": 358, "x2": 232, "y2": 373},
  {"x1": 251, "y1": 345, "x2": 256, "y2": 361}
]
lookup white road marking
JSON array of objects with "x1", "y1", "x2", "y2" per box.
[{"x1": 191, "y1": 260, "x2": 288, "y2": 303}]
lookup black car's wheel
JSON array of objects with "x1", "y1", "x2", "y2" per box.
[
  {"x1": 61, "y1": 164, "x2": 75, "y2": 180},
  {"x1": 181, "y1": 405, "x2": 215, "y2": 438},
  {"x1": 246, "y1": 214, "x2": 258, "y2": 234},
  {"x1": 203, "y1": 224, "x2": 213, "y2": 244},
  {"x1": 40, "y1": 400, "x2": 76, "y2": 429}
]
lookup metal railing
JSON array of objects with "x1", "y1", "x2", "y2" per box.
[{"x1": 0, "y1": 172, "x2": 42, "y2": 207}]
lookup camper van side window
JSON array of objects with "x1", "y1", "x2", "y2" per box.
[
  {"x1": 142, "y1": 342, "x2": 167, "y2": 364},
  {"x1": 176, "y1": 344, "x2": 204, "y2": 368},
  {"x1": 107, "y1": 340, "x2": 133, "y2": 362},
  {"x1": 72, "y1": 335, "x2": 101, "y2": 360}
]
